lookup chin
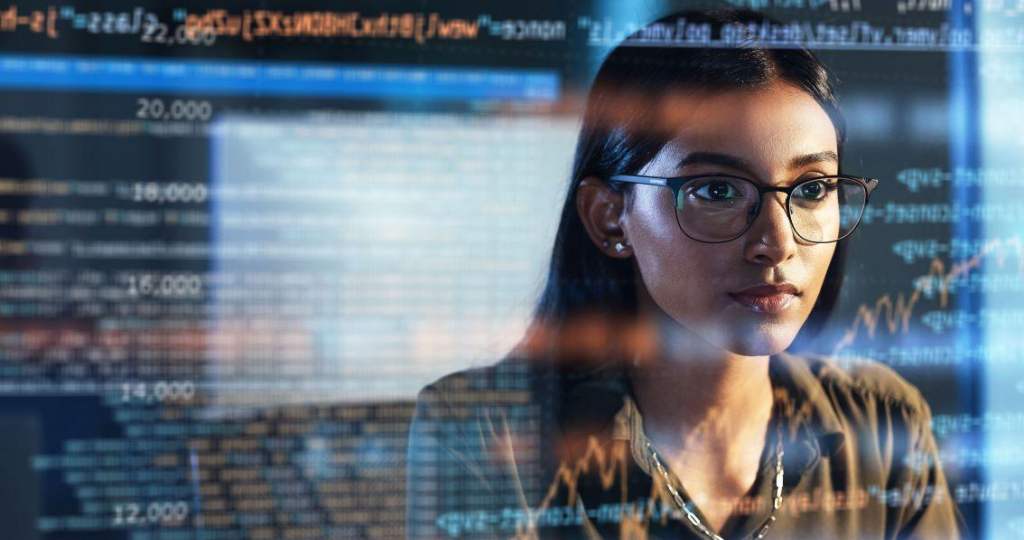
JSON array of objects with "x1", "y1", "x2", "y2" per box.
[
  {"x1": 661, "y1": 307, "x2": 807, "y2": 359},
  {"x1": 720, "y1": 321, "x2": 801, "y2": 357}
]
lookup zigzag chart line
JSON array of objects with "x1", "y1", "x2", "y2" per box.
[
  {"x1": 510, "y1": 436, "x2": 679, "y2": 540},
  {"x1": 830, "y1": 236, "x2": 1024, "y2": 357}
]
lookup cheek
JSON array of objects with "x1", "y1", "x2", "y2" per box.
[
  {"x1": 633, "y1": 233, "x2": 732, "y2": 325},
  {"x1": 631, "y1": 193, "x2": 692, "y2": 299},
  {"x1": 628, "y1": 189, "x2": 738, "y2": 322},
  {"x1": 801, "y1": 243, "x2": 837, "y2": 305}
]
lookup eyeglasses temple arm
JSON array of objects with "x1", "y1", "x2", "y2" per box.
[{"x1": 608, "y1": 174, "x2": 669, "y2": 187}]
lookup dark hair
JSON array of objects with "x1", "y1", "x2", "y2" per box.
[{"x1": 521, "y1": 8, "x2": 848, "y2": 360}]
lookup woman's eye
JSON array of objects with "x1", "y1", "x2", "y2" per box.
[
  {"x1": 692, "y1": 180, "x2": 741, "y2": 201},
  {"x1": 794, "y1": 180, "x2": 834, "y2": 201}
]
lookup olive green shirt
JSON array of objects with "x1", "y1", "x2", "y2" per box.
[{"x1": 406, "y1": 351, "x2": 969, "y2": 539}]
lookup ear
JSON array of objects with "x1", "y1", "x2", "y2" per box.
[{"x1": 576, "y1": 176, "x2": 631, "y2": 257}]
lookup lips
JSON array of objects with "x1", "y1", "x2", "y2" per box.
[{"x1": 728, "y1": 283, "x2": 800, "y2": 314}]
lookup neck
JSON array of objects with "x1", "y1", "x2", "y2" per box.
[
  {"x1": 629, "y1": 347, "x2": 773, "y2": 453},
  {"x1": 627, "y1": 292, "x2": 775, "y2": 460}
]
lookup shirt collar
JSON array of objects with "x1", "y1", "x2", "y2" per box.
[{"x1": 556, "y1": 351, "x2": 847, "y2": 483}]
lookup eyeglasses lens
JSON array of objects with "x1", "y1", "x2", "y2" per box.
[{"x1": 674, "y1": 177, "x2": 867, "y2": 243}]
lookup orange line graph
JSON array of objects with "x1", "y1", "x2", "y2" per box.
[
  {"x1": 509, "y1": 436, "x2": 706, "y2": 540},
  {"x1": 540, "y1": 435, "x2": 629, "y2": 509},
  {"x1": 830, "y1": 236, "x2": 1024, "y2": 357}
]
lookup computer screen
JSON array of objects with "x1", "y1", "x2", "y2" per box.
[{"x1": 0, "y1": 0, "x2": 1019, "y2": 538}]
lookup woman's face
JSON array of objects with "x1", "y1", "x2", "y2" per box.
[{"x1": 587, "y1": 80, "x2": 840, "y2": 357}]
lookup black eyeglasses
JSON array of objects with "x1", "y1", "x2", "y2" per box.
[{"x1": 608, "y1": 173, "x2": 879, "y2": 244}]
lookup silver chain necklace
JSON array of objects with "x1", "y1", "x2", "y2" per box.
[{"x1": 644, "y1": 424, "x2": 785, "y2": 540}]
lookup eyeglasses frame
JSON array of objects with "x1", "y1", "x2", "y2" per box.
[{"x1": 607, "y1": 173, "x2": 880, "y2": 244}]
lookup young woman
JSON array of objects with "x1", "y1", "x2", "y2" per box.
[{"x1": 406, "y1": 8, "x2": 967, "y2": 540}]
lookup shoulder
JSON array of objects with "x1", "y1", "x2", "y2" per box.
[
  {"x1": 418, "y1": 355, "x2": 541, "y2": 400},
  {"x1": 787, "y1": 352, "x2": 936, "y2": 437},
  {"x1": 809, "y1": 354, "x2": 929, "y2": 410},
  {"x1": 806, "y1": 354, "x2": 937, "y2": 413},
  {"x1": 412, "y1": 354, "x2": 557, "y2": 422}
]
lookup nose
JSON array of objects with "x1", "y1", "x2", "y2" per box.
[{"x1": 743, "y1": 191, "x2": 797, "y2": 266}]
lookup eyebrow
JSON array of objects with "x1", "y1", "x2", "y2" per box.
[{"x1": 675, "y1": 151, "x2": 839, "y2": 175}]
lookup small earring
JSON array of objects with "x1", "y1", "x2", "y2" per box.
[
  {"x1": 614, "y1": 241, "x2": 628, "y2": 253},
  {"x1": 602, "y1": 240, "x2": 610, "y2": 248}
]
